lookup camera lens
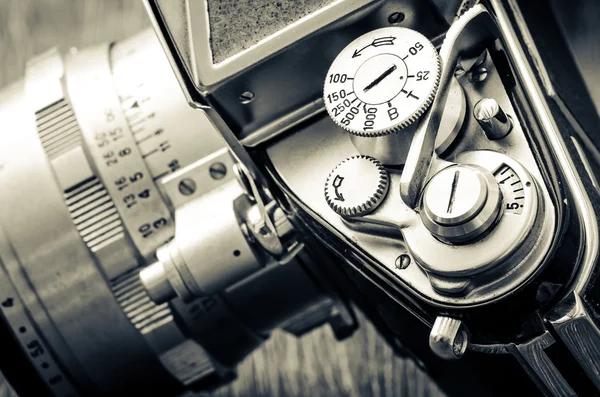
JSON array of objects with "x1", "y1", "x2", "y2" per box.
[{"x1": 0, "y1": 29, "x2": 338, "y2": 396}]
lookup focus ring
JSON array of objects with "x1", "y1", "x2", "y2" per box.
[{"x1": 26, "y1": 47, "x2": 139, "y2": 281}]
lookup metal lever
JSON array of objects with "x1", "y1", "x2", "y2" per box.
[
  {"x1": 399, "y1": 4, "x2": 499, "y2": 208},
  {"x1": 200, "y1": 107, "x2": 286, "y2": 254}
]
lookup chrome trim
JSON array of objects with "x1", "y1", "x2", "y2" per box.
[
  {"x1": 551, "y1": 293, "x2": 600, "y2": 391},
  {"x1": 571, "y1": 136, "x2": 600, "y2": 192},
  {"x1": 490, "y1": 1, "x2": 600, "y2": 394},
  {"x1": 509, "y1": 331, "x2": 576, "y2": 396},
  {"x1": 160, "y1": 147, "x2": 235, "y2": 208},
  {"x1": 241, "y1": 98, "x2": 326, "y2": 148},
  {"x1": 429, "y1": 316, "x2": 467, "y2": 360},
  {"x1": 399, "y1": 4, "x2": 497, "y2": 208},
  {"x1": 265, "y1": 27, "x2": 554, "y2": 306},
  {"x1": 490, "y1": 0, "x2": 599, "y2": 296},
  {"x1": 185, "y1": 0, "x2": 382, "y2": 89}
]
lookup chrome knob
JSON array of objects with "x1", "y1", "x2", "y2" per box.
[
  {"x1": 474, "y1": 98, "x2": 512, "y2": 140},
  {"x1": 324, "y1": 156, "x2": 389, "y2": 217},
  {"x1": 421, "y1": 164, "x2": 502, "y2": 244}
]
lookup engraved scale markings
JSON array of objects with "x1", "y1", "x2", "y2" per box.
[
  {"x1": 118, "y1": 87, "x2": 183, "y2": 184},
  {"x1": 67, "y1": 45, "x2": 175, "y2": 261},
  {"x1": 494, "y1": 165, "x2": 525, "y2": 214},
  {"x1": 0, "y1": 227, "x2": 79, "y2": 396},
  {"x1": 27, "y1": 47, "x2": 141, "y2": 283},
  {"x1": 323, "y1": 27, "x2": 440, "y2": 137}
]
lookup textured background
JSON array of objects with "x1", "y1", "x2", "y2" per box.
[{"x1": 0, "y1": 1, "x2": 442, "y2": 396}]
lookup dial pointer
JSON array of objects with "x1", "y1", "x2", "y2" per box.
[{"x1": 363, "y1": 64, "x2": 397, "y2": 93}]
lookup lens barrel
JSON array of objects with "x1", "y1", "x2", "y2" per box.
[{"x1": 0, "y1": 29, "x2": 349, "y2": 396}]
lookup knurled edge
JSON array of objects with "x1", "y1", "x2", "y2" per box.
[
  {"x1": 35, "y1": 98, "x2": 83, "y2": 159},
  {"x1": 112, "y1": 269, "x2": 173, "y2": 335},
  {"x1": 64, "y1": 176, "x2": 126, "y2": 253},
  {"x1": 27, "y1": 48, "x2": 82, "y2": 159},
  {"x1": 323, "y1": 28, "x2": 441, "y2": 137},
  {"x1": 324, "y1": 155, "x2": 389, "y2": 217},
  {"x1": 27, "y1": 48, "x2": 137, "y2": 280},
  {"x1": 111, "y1": 270, "x2": 218, "y2": 387}
]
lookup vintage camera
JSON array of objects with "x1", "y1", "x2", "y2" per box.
[{"x1": 0, "y1": 0, "x2": 599, "y2": 396}]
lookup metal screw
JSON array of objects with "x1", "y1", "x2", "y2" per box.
[
  {"x1": 209, "y1": 162, "x2": 227, "y2": 180},
  {"x1": 454, "y1": 68, "x2": 466, "y2": 77},
  {"x1": 470, "y1": 67, "x2": 488, "y2": 83},
  {"x1": 395, "y1": 254, "x2": 411, "y2": 270},
  {"x1": 2, "y1": 298, "x2": 14, "y2": 308},
  {"x1": 178, "y1": 178, "x2": 196, "y2": 196},
  {"x1": 388, "y1": 12, "x2": 405, "y2": 24},
  {"x1": 238, "y1": 91, "x2": 255, "y2": 104},
  {"x1": 474, "y1": 51, "x2": 487, "y2": 67},
  {"x1": 453, "y1": 331, "x2": 468, "y2": 358}
]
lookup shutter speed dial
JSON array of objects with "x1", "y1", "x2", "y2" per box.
[{"x1": 323, "y1": 27, "x2": 440, "y2": 136}]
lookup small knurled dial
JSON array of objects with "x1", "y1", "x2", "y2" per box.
[
  {"x1": 323, "y1": 27, "x2": 441, "y2": 137},
  {"x1": 324, "y1": 156, "x2": 389, "y2": 217}
]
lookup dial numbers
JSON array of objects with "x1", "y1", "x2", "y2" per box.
[
  {"x1": 495, "y1": 165, "x2": 525, "y2": 215},
  {"x1": 324, "y1": 27, "x2": 440, "y2": 136}
]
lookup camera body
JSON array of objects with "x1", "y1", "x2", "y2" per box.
[
  {"x1": 0, "y1": 1, "x2": 599, "y2": 396},
  {"x1": 146, "y1": 0, "x2": 600, "y2": 395}
]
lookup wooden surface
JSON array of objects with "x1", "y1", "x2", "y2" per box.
[{"x1": 0, "y1": 1, "x2": 442, "y2": 396}]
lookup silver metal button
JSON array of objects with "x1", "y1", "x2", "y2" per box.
[
  {"x1": 474, "y1": 98, "x2": 512, "y2": 140},
  {"x1": 140, "y1": 261, "x2": 175, "y2": 304},
  {"x1": 421, "y1": 164, "x2": 502, "y2": 243},
  {"x1": 429, "y1": 316, "x2": 468, "y2": 360},
  {"x1": 423, "y1": 165, "x2": 487, "y2": 226}
]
